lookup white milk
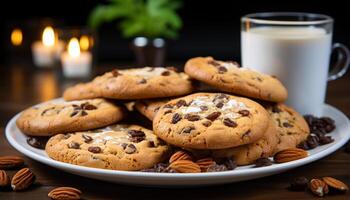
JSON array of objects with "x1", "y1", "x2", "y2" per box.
[{"x1": 241, "y1": 27, "x2": 332, "y2": 115}]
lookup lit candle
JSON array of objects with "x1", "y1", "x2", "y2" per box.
[
  {"x1": 31, "y1": 26, "x2": 64, "y2": 67},
  {"x1": 11, "y1": 28, "x2": 23, "y2": 46},
  {"x1": 61, "y1": 37, "x2": 92, "y2": 78}
]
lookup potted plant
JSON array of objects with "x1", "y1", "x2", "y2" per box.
[{"x1": 88, "y1": 0, "x2": 182, "y2": 67}]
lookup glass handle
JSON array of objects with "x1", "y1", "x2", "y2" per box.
[{"x1": 328, "y1": 43, "x2": 350, "y2": 81}]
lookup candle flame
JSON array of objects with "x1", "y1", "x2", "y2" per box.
[
  {"x1": 11, "y1": 28, "x2": 23, "y2": 46},
  {"x1": 68, "y1": 38, "x2": 80, "y2": 57},
  {"x1": 42, "y1": 26, "x2": 55, "y2": 47},
  {"x1": 79, "y1": 35, "x2": 90, "y2": 51}
]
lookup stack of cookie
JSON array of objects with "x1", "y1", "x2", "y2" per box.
[{"x1": 16, "y1": 57, "x2": 310, "y2": 172}]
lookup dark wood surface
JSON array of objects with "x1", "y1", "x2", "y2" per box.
[{"x1": 1, "y1": 63, "x2": 350, "y2": 200}]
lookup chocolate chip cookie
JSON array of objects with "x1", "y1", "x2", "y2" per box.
[
  {"x1": 134, "y1": 98, "x2": 169, "y2": 121},
  {"x1": 264, "y1": 103, "x2": 310, "y2": 153},
  {"x1": 184, "y1": 57, "x2": 288, "y2": 102},
  {"x1": 45, "y1": 124, "x2": 171, "y2": 171},
  {"x1": 16, "y1": 99, "x2": 124, "y2": 136},
  {"x1": 153, "y1": 93, "x2": 270, "y2": 149},
  {"x1": 63, "y1": 67, "x2": 193, "y2": 100},
  {"x1": 211, "y1": 119, "x2": 278, "y2": 165}
]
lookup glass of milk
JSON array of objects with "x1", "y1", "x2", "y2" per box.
[{"x1": 241, "y1": 12, "x2": 350, "y2": 115}]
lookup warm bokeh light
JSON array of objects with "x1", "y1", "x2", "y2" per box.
[
  {"x1": 42, "y1": 26, "x2": 55, "y2": 47},
  {"x1": 79, "y1": 35, "x2": 90, "y2": 51},
  {"x1": 11, "y1": 28, "x2": 23, "y2": 46},
  {"x1": 68, "y1": 38, "x2": 80, "y2": 57}
]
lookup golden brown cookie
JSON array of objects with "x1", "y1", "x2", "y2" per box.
[
  {"x1": 153, "y1": 93, "x2": 270, "y2": 149},
  {"x1": 45, "y1": 124, "x2": 170, "y2": 171},
  {"x1": 134, "y1": 98, "x2": 169, "y2": 121},
  {"x1": 16, "y1": 99, "x2": 124, "y2": 136},
  {"x1": 211, "y1": 119, "x2": 278, "y2": 165},
  {"x1": 264, "y1": 103, "x2": 310, "y2": 153},
  {"x1": 184, "y1": 57, "x2": 288, "y2": 102},
  {"x1": 63, "y1": 67, "x2": 193, "y2": 100}
]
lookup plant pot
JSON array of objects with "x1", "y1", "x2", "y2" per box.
[{"x1": 130, "y1": 37, "x2": 166, "y2": 67}]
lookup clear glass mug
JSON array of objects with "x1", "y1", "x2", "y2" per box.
[{"x1": 241, "y1": 12, "x2": 350, "y2": 115}]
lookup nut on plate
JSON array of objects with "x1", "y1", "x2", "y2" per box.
[
  {"x1": 169, "y1": 150, "x2": 192, "y2": 163},
  {"x1": 273, "y1": 148, "x2": 308, "y2": 163},
  {"x1": 169, "y1": 160, "x2": 201, "y2": 173},
  {"x1": 195, "y1": 158, "x2": 215, "y2": 172},
  {"x1": 48, "y1": 187, "x2": 82, "y2": 200}
]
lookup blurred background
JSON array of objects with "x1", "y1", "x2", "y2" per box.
[
  {"x1": 0, "y1": 0, "x2": 349, "y2": 124},
  {"x1": 1, "y1": 0, "x2": 350, "y2": 63}
]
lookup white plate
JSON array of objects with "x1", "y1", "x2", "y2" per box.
[{"x1": 5, "y1": 101, "x2": 350, "y2": 186}]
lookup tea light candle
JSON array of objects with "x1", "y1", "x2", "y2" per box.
[
  {"x1": 31, "y1": 26, "x2": 64, "y2": 67},
  {"x1": 61, "y1": 37, "x2": 92, "y2": 78}
]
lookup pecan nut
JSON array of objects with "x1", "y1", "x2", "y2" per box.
[
  {"x1": 48, "y1": 187, "x2": 82, "y2": 200},
  {"x1": 11, "y1": 168, "x2": 36, "y2": 191},
  {"x1": 273, "y1": 148, "x2": 308, "y2": 163}
]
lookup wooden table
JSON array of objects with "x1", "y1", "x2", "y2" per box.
[{"x1": 1, "y1": 63, "x2": 350, "y2": 200}]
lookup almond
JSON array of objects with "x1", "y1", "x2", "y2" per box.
[
  {"x1": 169, "y1": 150, "x2": 192, "y2": 163},
  {"x1": 196, "y1": 158, "x2": 215, "y2": 172},
  {"x1": 0, "y1": 170, "x2": 10, "y2": 187},
  {"x1": 48, "y1": 187, "x2": 82, "y2": 200},
  {"x1": 11, "y1": 168, "x2": 35, "y2": 191},
  {"x1": 309, "y1": 178, "x2": 329, "y2": 197},
  {"x1": 169, "y1": 160, "x2": 201, "y2": 173},
  {"x1": 273, "y1": 148, "x2": 308, "y2": 163},
  {"x1": 322, "y1": 177, "x2": 349, "y2": 192},
  {"x1": 0, "y1": 156, "x2": 24, "y2": 169}
]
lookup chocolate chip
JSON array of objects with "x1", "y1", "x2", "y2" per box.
[
  {"x1": 82, "y1": 103, "x2": 97, "y2": 110},
  {"x1": 88, "y1": 146, "x2": 101, "y2": 153},
  {"x1": 182, "y1": 126, "x2": 195, "y2": 134},
  {"x1": 164, "y1": 110, "x2": 172, "y2": 115},
  {"x1": 223, "y1": 118, "x2": 237, "y2": 127},
  {"x1": 68, "y1": 142, "x2": 80, "y2": 149},
  {"x1": 41, "y1": 107, "x2": 54, "y2": 116},
  {"x1": 208, "y1": 60, "x2": 221, "y2": 67},
  {"x1": 200, "y1": 105, "x2": 208, "y2": 111},
  {"x1": 163, "y1": 104, "x2": 173, "y2": 109},
  {"x1": 82, "y1": 134, "x2": 93, "y2": 143},
  {"x1": 224, "y1": 158, "x2": 237, "y2": 170},
  {"x1": 80, "y1": 110, "x2": 88, "y2": 116},
  {"x1": 289, "y1": 177, "x2": 309, "y2": 191},
  {"x1": 184, "y1": 114, "x2": 201, "y2": 121},
  {"x1": 216, "y1": 102, "x2": 224, "y2": 108},
  {"x1": 63, "y1": 134, "x2": 72, "y2": 139},
  {"x1": 111, "y1": 69, "x2": 120, "y2": 77},
  {"x1": 138, "y1": 78, "x2": 147, "y2": 84},
  {"x1": 206, "y1": 163, "x2": 228, "y2": 172},
  {"x1": 176, "y1": 100, "x2": 187, "y2": 108},
  {"x1": 148, "y1": 141, "x2": 155, "y2": 147},
  {"x1": 128, "y1": 130, "x2": 146, "y2": 137},
  {"x1": 272, "y1": 105, "x2": 282, "y2": 113},
  {"x1": 254, "y1": 158, "x2": 272, "y2": 167},
  {"x1": 282, "y1": 122, "x2": 293, "y2": 128},
  {"x1": 306, "y1": 135, "x2": 319, "y2": 149},
  {"x1": 206, "y1": 112, "x2": 221, "y2": 121},
  {"x1": 172, "y1": 113, "x2": 182, "y2": 124},
  {"x1": 166, "y1": 66, "x2": 178, "y2": 72},
  {"x1": 218, "y1": 66, "x2": 227, "y2": 74},
  {"x1": 238, "y1": 110, "x2": 250, "y2": 116},
  {"x1": 297, "y1": 141, "x2": 310, "y2": 150},
  {"x1": 318, "y1": 135, "x2": 334, "y2": 145},
  {"x1": 202, "y1": 121, "x2": 212, "y2": 127},
  {"x1": 26, "y1": 136, "x2": 49, "y2": 149},
  {"x1": 161, "y1": 70, "x2": 170, "y2": 76},
  {"x1": 70, "y1": 110, "x2": 79, "y2": 117},
  {"x1": 121, "y1": 143, "x2": 128, "y2": 149},
  {"x1": 215, "y1": 93, "x2": 229, "y2": 100},
  {"x1": 256, "y1": 77, "x2": 263, "y2": 82},
  {"x1": 125, "y1": 144, "x2": 137, "y2": 154}
]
